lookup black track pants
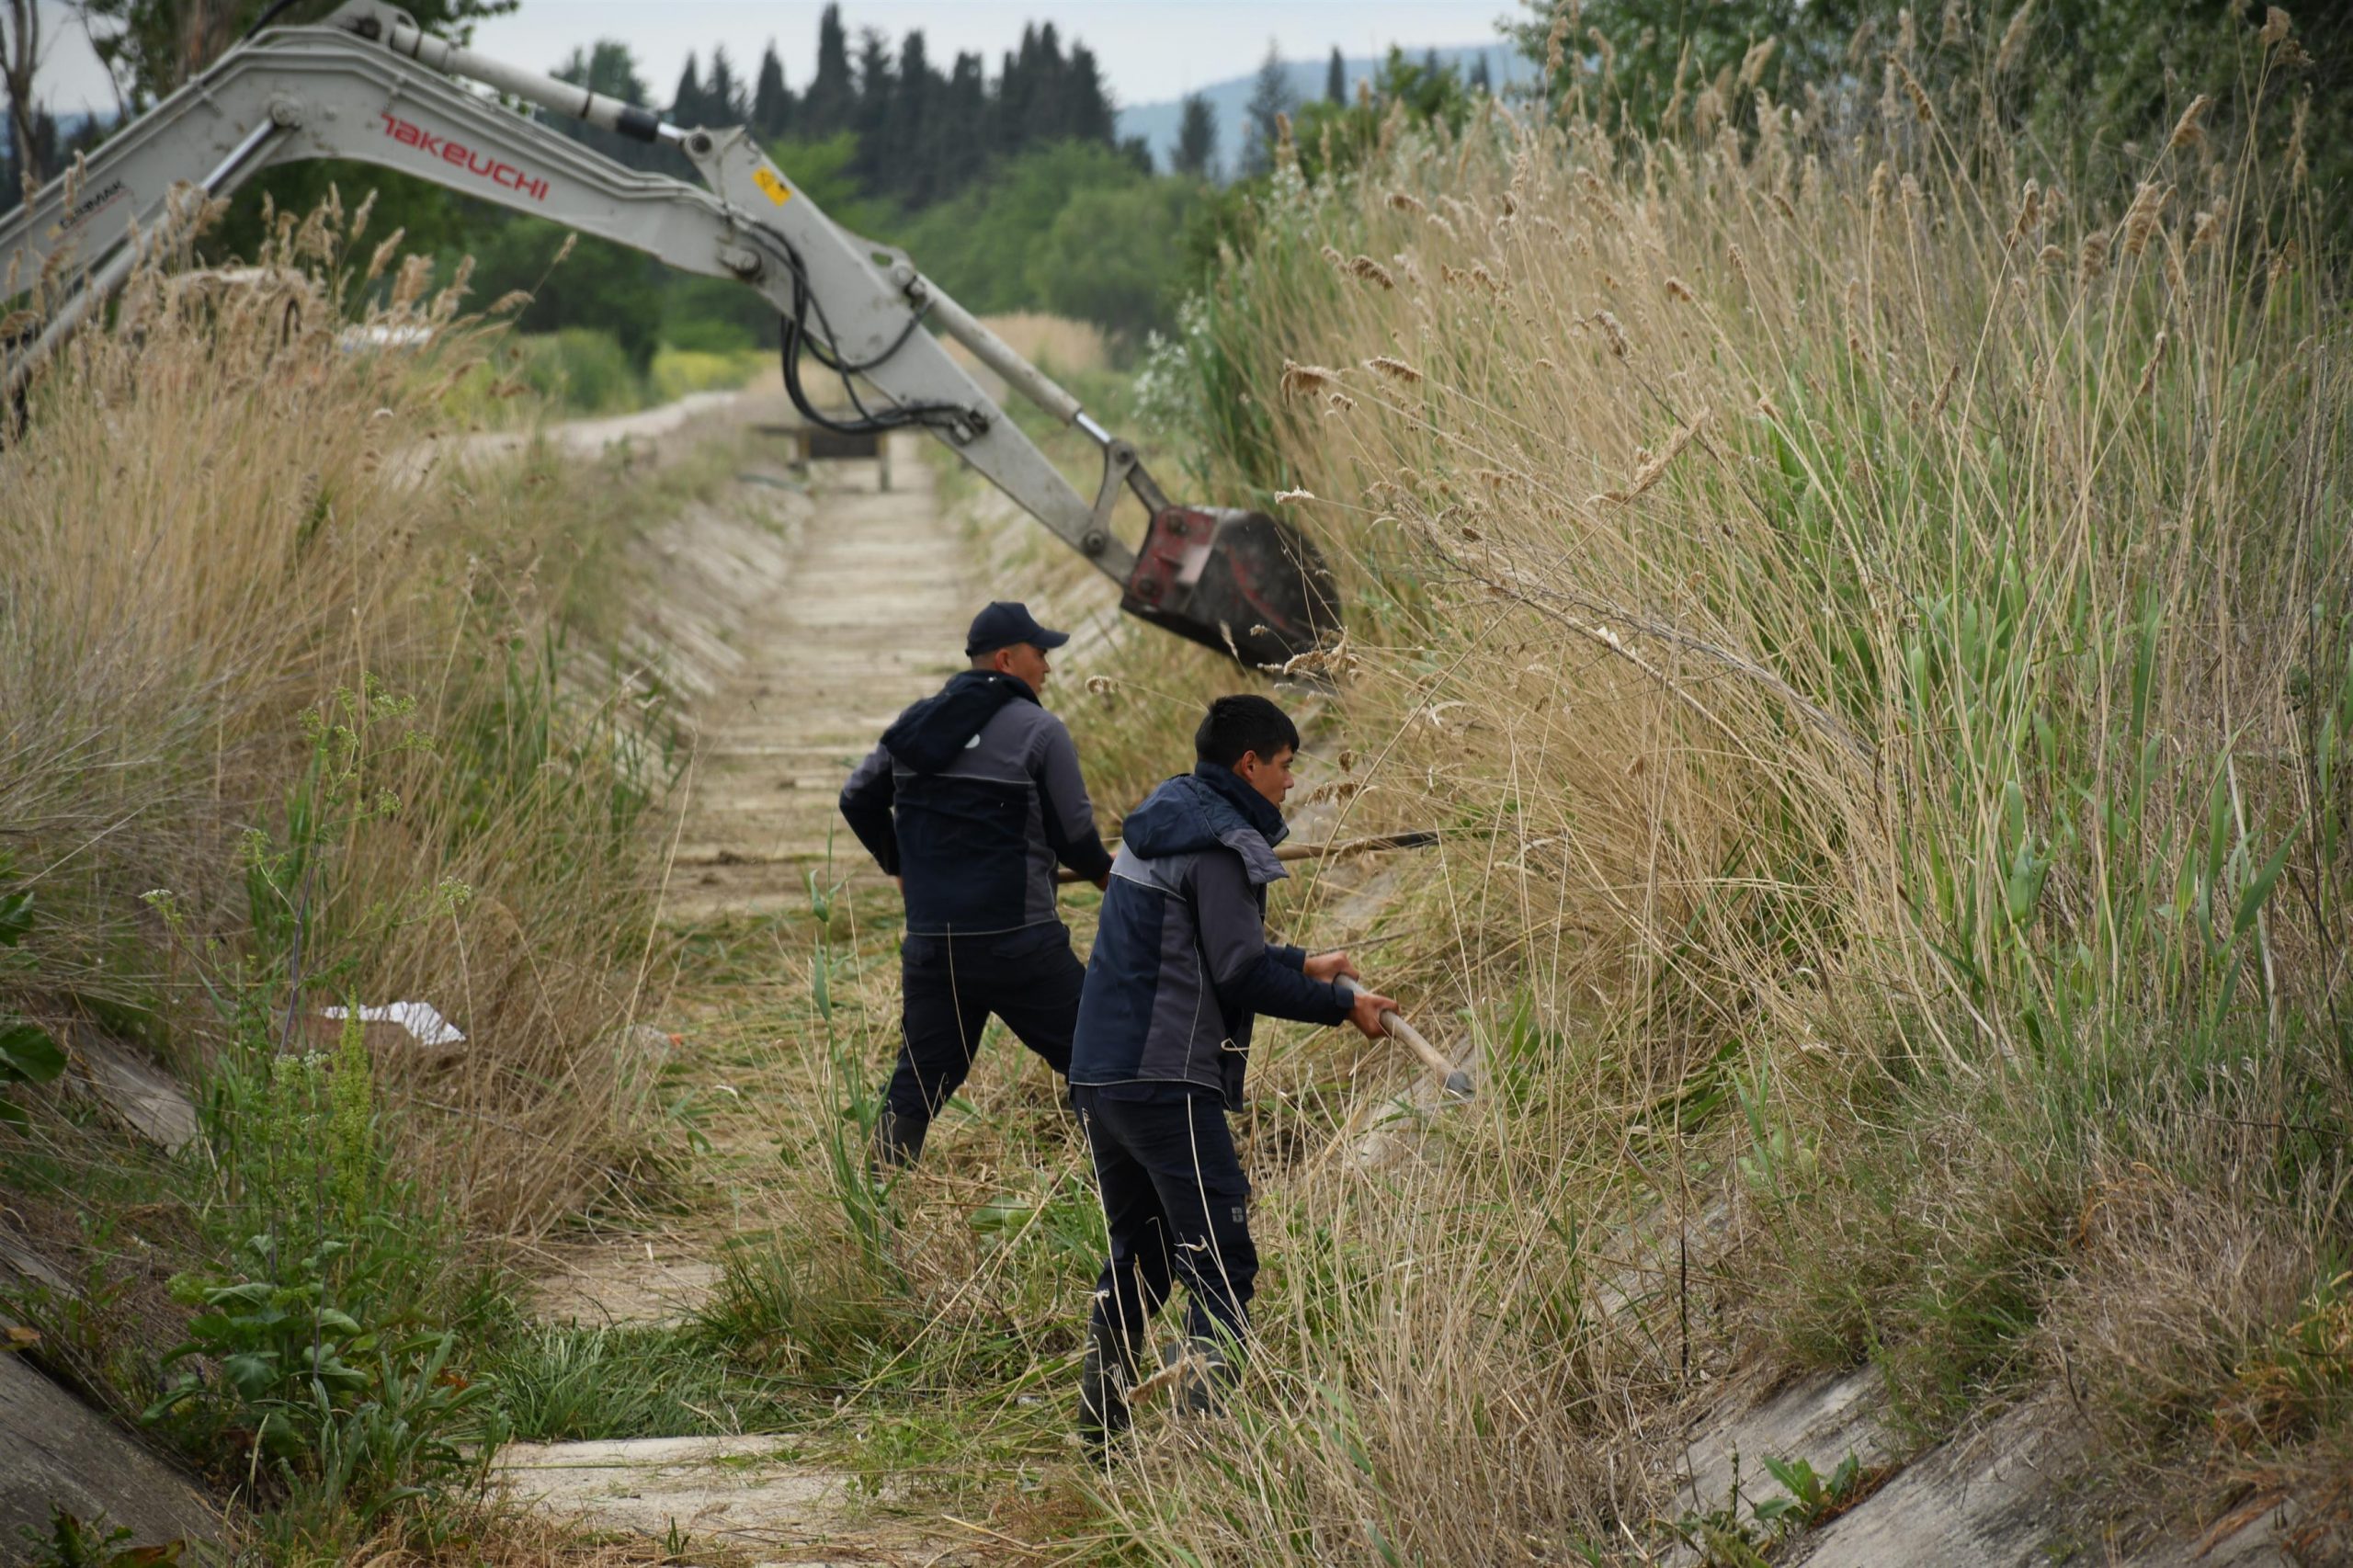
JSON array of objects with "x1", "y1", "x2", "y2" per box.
[
  {"x1": 1074, "y1": 1085, "x2": 1256, "y2": 1364},
  {"x1": 880, "y1": 924, "x2": 1084, "y2": 1161}
]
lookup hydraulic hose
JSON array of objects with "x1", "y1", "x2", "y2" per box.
[{"x1": 756, "y1": 227, "x2": 970, "y2": 438}]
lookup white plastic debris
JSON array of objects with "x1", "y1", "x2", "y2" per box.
[{"x1": 319, "y1": 1001, "x2": 466, "y2": 1048}]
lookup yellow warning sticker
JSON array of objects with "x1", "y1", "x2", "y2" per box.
[{"x1": 753, "y1": 167, "x2": 791, "y2": 205}]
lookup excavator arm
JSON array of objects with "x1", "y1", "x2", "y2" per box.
[{"x1": 0, "y1": 1, "x2": 1337, "y2": 669}]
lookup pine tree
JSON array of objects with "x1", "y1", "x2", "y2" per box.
[
  {"x1": 752, "y1": 41, "x2": 791, "y2": 139},
  {"x1": 1021, "y1": 22, "x2": 1068, "y2": 143},
  {"x1": 800, "y1": 4, "x2": 855, "y2": 138},
  {"x1": 1325, "y1": 47, "x2": 1346, "y2": 104},
  {"x1": 934, "y1": 51, "x2": 989, "y2": 192},
  {"x1": 1240, "y1": 40, "x2": 1296, "y2": 177},
  {"x1": 994, "y1": 27, "x2": 1036, "y2": 155},
  {"x1": 892, "y1": 29, "x2": 939, "y2": 205},
  {"x1": 1470, "y1": 54, "x2": 1492, "y2": 95},
  {"x1": 1066, "y1": 43, "x2": 1115, "y2": 144},
  {"x1": 1172, "y1": 91, "x2": 1217, "y2": 180},
  {"x1": 850, "y1": 28, "x2": 893, "y2": 187},
  {"x1": 670, "y1": 52, "x2": 704, "y2": 127},
  {"x1": 707, "y1": 44, "x2": 746, "y2": 125},
  {"x1": 557, "y1": 40, "x2": 648, "y2": 104}
]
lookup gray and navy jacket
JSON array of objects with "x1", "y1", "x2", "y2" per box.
[
  {"x1": 1070, "y1": 766, "x2": 1354, "y2": 1106},
  {"x1": 839, "y1": 670, "x2": 1113, "y2": 937}
]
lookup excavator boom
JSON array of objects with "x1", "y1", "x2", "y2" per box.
[{"x1": 0, "y1": 2, "x2": 1337, "y2": 670}]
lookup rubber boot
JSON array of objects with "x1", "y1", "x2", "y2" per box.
[
  {"x1": 1160, "y1": 1335, "x2": 1233, "y2": 1418},
  {"x1": 868, "y1": 1108, "x2": 923, "y2": 1176},
  {"x1": 1077, "y1": 1322, "x2": 1134, "y2": 1448}
]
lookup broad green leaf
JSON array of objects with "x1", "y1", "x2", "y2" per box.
[
  {"x1": 2006, "y1": 845, "x2": 2047, "y2": 925},
  {"x1": 0, "y1": 890, "x2": 31, "y2": 946},
  {"x1": 222, "y1": 1351, "x2": 280, "y2": 1398},
  {"x1": 206, "y1": 1281, "x2": 276, "y2": 1310},
  {"x1": 1759, "y1": 1454, "x2": 1814, "y2": 1499},
  {"x1": 0, "y1": 1019, "x2": 63, "y2": 1084}
]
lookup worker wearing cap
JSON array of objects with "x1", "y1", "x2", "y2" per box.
[{"x1": 838, "y1": 601, "x2": 1115, "y2": 1168}]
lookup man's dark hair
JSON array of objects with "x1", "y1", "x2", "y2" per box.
[{"x1": 1195, "y1": 695, "x2": 1300, "y2": 769}]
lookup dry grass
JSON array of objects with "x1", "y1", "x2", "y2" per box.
[
  {"x1": 1087, "y1": 4, "x2": 2352, "y2": 1558},
  {"x1": 2, "y1": 196, "x2": 674, "y2": 1234},
  {"x1": 2050, "y1": 1157, "x2": 2315, "y2": 1452},
  {"x1": 975, "y1": 312, "x2": 1111, "y2": 377}
]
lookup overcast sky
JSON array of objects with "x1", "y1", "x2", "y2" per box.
[{"x1": 30, "y1": 1, "x2": 1524, "y2": 119}]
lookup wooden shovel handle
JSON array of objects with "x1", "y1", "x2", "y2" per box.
[{"x1": 1337, "y1": 978, "x2": 1460, "y2": 1085}]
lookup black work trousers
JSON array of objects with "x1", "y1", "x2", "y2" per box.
[
  {"x1": 881, "y1": 923, "x2": 1085, "y2": 1162},
  {"x1": 1074, "y1": 1085, "x2": 1257, "y2": 1367}
]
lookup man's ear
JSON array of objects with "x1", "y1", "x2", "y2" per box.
[{"x1": 1233, "y1": 749, "x2": 1260, "y2": 775}]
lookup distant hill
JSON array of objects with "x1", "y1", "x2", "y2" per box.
[{"x1": 1116, "y1": 43, "x2": 1531, "y2": 179}]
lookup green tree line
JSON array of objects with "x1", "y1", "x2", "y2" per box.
[
  {"x1": 2, "y1": 0, "x2": 1198, "y2": 368},
  {"x1": 1503, "y1": 0, "x2": 2349, "y2": 215},
  {"x1": 6, "y1": 0, "x2": 1521, "y2": 385}
]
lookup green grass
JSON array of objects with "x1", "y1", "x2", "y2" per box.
[
  {"x1": 485, "y1": 1322, "x2": 786, "y2": 1441},
  {"x1": 441, "y1": 331, "x2": 767, "y2": 426}
]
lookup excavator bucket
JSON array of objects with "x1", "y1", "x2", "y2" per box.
[{"x1": 1120, "y1": 506, "x2": 1342, "y2": 671}]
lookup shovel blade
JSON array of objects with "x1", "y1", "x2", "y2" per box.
[{"x1": 1120, "y1": 506, "x2": 1340, "y2": 670}]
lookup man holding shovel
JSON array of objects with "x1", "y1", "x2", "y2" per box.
[{"x1": 1068, "y1": 695, "x2": 1394, "y2": 1443}]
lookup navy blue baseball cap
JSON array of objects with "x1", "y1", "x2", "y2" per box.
[{"x1": 965, "y1": 601, "x2": 1070, "y2": 657}]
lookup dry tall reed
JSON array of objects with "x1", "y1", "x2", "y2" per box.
[
  {"x1": 1097, "y1": 6, "x2": 2350, "y2": 1558},
  {"x1": 2, "y1": 198, "x2": 673, "y2": 1233}
]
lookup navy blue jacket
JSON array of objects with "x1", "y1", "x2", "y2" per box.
[
  {"x1": 840, "y1": 671, "x2": 1113, "y2": 935},
  {"x1": 1070, "y1": 766, "x2": 1352, "y2": 1106}
]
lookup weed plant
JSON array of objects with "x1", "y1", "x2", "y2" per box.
[
  {"x1": 3, "y1": 191, "x2": 679, "y2": 1234},
  {"x1": 0, "y1": 190, "x2": 704, "y2": 1556},
  {"x1": 441, "y1": 331, "x2": 768, "y2": 426},
  {"x1": 1079, "y1": 3, "x2": 2353, "y2": 1559}
]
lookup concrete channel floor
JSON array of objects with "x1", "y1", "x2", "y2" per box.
[{"x1": 487, "y1": 396, "x2": 985, "y2": 1563}]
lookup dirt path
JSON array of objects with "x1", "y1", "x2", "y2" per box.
[
  {"x1": 663, "y1": 429, "x2": 966, "y2": 924},
  {"x1": 481, "y1": 390, "x2": 999, "y2": 1564}
]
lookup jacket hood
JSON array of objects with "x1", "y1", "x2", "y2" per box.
[
  {"x1": 881, "y1": 669, "x2": 1036, "y2": 774},
  {"x1": 1120, "y1": 767, "x2": 1289, "y2": 886}
]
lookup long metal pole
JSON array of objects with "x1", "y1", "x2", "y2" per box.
[
  {"x1": 4, "y1": 119, "x2": 282, "y2": 403},
  {"x1": 369, "y1": 13, "x2": 677, "y2": 144},
  {"x1": 911, "y1": 276, "x2": 1097, "y2": 437}
]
